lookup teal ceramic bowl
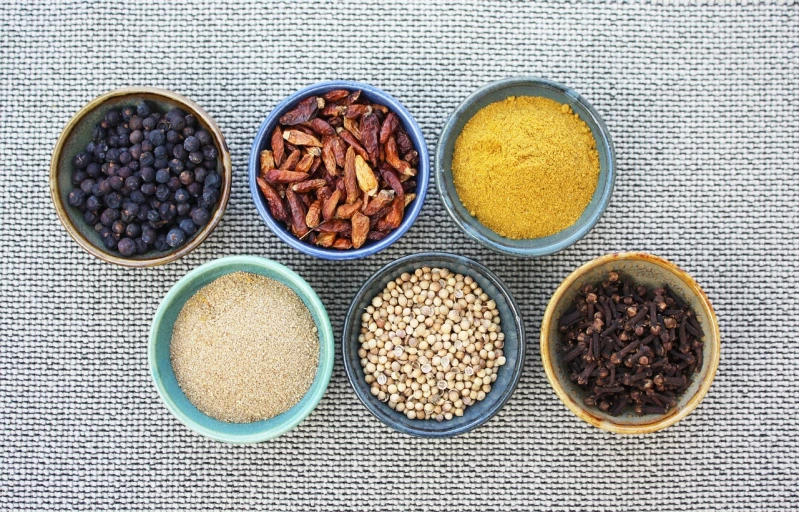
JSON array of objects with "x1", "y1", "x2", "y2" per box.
[
  {"x1": 148, "y1": 255, "x2": 334, "y2": 443},
  {"x1": 434, "y1": 77, "x2": 616, "y2": 257}
]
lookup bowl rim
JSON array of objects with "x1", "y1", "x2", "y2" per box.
[
  {"x1": 540, "y1": 251, "x2": 721, "y2": 434},
  {"x1": 342, "y1": 251, "x2": 526, "y2": 437},
  {"x1": 148, "y1": 255, "x2": 334, "y2": 443},
  {"x1": 248, "y1": 80, "x2": 429, "y2": 260},
  {"x1": 434, "y1": 76, "x2": 616, "y2": 258},
  {"x1": 49, "y1": 86, "x2": 232, "y2": 267}
]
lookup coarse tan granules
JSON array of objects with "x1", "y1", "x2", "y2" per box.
[
  {"x1": 170, "y1": 271, "x2": 319, "y2": 423},
  {"x1": 452, "y1": 95, "x2": 600, "y2": 239}
]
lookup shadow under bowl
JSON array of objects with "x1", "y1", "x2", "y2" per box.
[
  {"x1": 248, "y1": 80, "x2": 429, "y2": 260},
  {"x1": 149, "y1": 255, "x2": 334, "y2": 443},
  {"x1": 541, "y1": 252, "x2": 721, "y2": 434},
  {"x1": 435, "y1": 76, "x2": 615, "y2": 257},
  {"x1": 342, "y1": 251, "x2": 526, "y2": 437},
  {"x1": 50, "y1": 87, "x2": 232, "y2": 267}
]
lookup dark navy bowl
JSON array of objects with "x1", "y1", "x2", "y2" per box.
[
  {"x1": 342, "y1": 252, "x2": 526, "y2": 437},
  {"x1": 249, "y1": 81, "x2": 429, "y2": 260}
]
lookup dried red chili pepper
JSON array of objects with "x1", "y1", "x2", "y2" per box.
[
  {"x1": 322, "y1": 188, "x2": 342, "y2": 221},
  {"x1": 322, "y1": 139, "x2": 337, "y2": 176},
  {"x1": 336, "y1": 200, "x2": 362, "y2": 219},
  {"x1": 395, "y1": 127, "x2": 413, "y2": 155},
  {"x1": 306, "y1": 117, "x2": 336, "y2": 137},
  {"x1": 317, "y1": 218, "x2": 350, "y2": 233},
  {"x1": 291, "y1": 179, "x2": 327, "y2": 194},
  {"x1": 378, "y1": 163, "x2": 404, "y2": 199},
  {"x1": 295, "y1": 153, "x2": 315, "y2": 173},
  {"x1": 344, "y1": 146, "x2": 359, "y2": 204},
  {"x1": 338, "y1": 129, "x2": 369, "y2": 162},
  {"x1": 256, "y1": 177, "x2": 287, "y2": 222},
  {"x1": 351, "y1": 212, "x2": 370, "y2": 249},
  {"x1": 323, "y1": 89, "x2": 350, "y2": 102},
  {"x1": 279, "y1": 149, "x2": 301, "y2": 171},
  {"x1": 284, "y1": 130, "x2": 322, "y2": 147},
  {"x1": 360, "y1": 113, "x2": 380, "y2": 164},
  {"x1": 305, "y1": 199, "x2": 322, "y2": 228},
  {"x1": 331, "y1": 237, "x2": 353, "y2": 250},
  {"x1": 315, "y1": 232, "x2": 337, "y2": 247},
  {"x1": 285, "y1": 189, "x2": 309, "y2": 237},
  {"x1": 265, "y1": 169, "x2": 308, "y2": 184},
  {"x1": 331, "y1": 136, "x2": 346, "y2": 167},
  {"x1": 379, "y1": 113, "x2": 399, "y2": 144},
  {"x1": 362, "y1": 189, "x2": 395, "y2": 216},
  {"x1": 271, "y1": 127, "x2": 285, "y2": 167},
  {"x1": 280, "y1": 96, "x2": 322, "y2": 125}
]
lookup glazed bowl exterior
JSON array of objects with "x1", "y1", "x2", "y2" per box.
[
  {"x1": 149, "y1": 255, "x2": 334, "y2": 443},
  {"x1": 540, "y1": 252, "x2": 721, "y2": 434},
  {"x1": 342, "y1": 252, "x2": 526, "y2": 437},
  {"x1": 434, "y1": 76, "x2": 615, "y2": 257},
  {"x1": 248, "y1": 80, "x2": 429, "y2": 260},
  {"x1": 50, "y1": 87, "x2": 232, "y2": 267}
]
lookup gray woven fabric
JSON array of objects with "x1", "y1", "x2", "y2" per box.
[{"x1": 1, "y1": 0, "x2": 798, "y2": 510}]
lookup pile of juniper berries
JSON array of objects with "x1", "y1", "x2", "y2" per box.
[{"x1": 67, "y1": 102, "x2": 221, "y2": 257}]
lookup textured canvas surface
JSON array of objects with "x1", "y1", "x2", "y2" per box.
[{"x1": 1, "y1": 1, "x2": 798, "y2": 510}]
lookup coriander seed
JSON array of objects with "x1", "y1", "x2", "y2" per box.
[{"x1": 359, "y1": 266, "x2": 507, "y2": 421}]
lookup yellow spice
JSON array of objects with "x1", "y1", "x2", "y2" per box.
[{"x1": 452, "y1": 95, "x2": 599, "y2": 239}]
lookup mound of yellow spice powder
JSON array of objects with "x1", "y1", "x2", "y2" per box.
[{"x1": 452, "y1": 96, "x2": 599, "y2": 239}]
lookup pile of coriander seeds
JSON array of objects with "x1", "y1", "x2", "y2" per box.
[{"x1": 358, "y1": 266, "x2": 506, "y2": 421}]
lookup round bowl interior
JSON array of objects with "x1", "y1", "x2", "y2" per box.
[
  {"x1": 435, "y1": 76, "x2": 615, "y2": 257},
  {"x1": 149, "y1": 255, "x2": 334, "y2": 443},
  {"x1": 342, "y1": 251, "x2": 526, "y2": 437},
  {"x1": 249, "y1": 80, "x2": 429, "y2": 260},
  {"x1": 50, "y1": 87, "x2": 232, "y2": 267},
  {"x1": 541, "y1": 252, "x2": 720, "y2": 434}
]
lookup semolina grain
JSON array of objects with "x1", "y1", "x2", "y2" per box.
[{"x1": 170, "y1": 271, "x2": 319, "y2": 423}]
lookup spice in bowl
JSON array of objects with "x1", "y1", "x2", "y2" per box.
[
  {"x1": 256, "y1": 89, "x2": 418, "y2": 250},
  {"x1": 452, "y1": 96, "x2": 599, "y2": 239},
  {"x1": 558, "y1": 271, "x2": 704, "y2": 416},
  {"x1": 170, "y1": 271, "x2": 319, "y2": 423},
  {"x1": 66, "y1": 102, "x2": 222, "y2": 256},
  {"x1": 359, "y1": 267, "x2": 506, "y2": 421}
]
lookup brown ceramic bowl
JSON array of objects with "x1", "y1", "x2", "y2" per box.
[
  {"x1": 541, "y1": 252, "x2": 720, "y2": 434},
  {"x1": 50, "y1": 87, "x2": 232, "y2": 267}
]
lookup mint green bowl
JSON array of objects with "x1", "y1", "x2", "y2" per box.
[{"x1": 148, "y1": 255, "x2": 334, "y2": 443}]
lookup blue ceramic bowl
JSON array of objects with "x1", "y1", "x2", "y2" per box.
[
  {"x1": 434, "y1": 77, "x2": 616, "y2": 257},
  {"x1": 149, "y1": 255, "x2": 334, "y2": 443},
  {"x1": 342, "y1": 252, "x2": 526, "y2": 437},
  {"x1": 249, "y1": 81, "x2": 430, "y2": 260}
]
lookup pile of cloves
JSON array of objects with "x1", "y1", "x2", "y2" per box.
[
  {"x1": 256, "y1": 89, "x2": 418, "y2": 250},
  {"x1": 558, "y1": 270, "x2": 704, "y2": 416}
]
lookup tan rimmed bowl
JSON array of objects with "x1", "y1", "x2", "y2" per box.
[
  {"x1": 50, "y1": 87, "x2": 232, "y2": 267},
  {"x1": 541, "y1": 252, "x2": 720, "y2": 434}
]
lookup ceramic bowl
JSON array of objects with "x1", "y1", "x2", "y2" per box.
[
  {"x1": 149, "y1": 255, "x2": 334, "y2": 443},
  {"x1": 248, "y1": 80, "x2": 429, "y2": 260},
  {"x1": 434, "y1": 76, "x2": 615, "y2": 257},
  {"x1": 541, "y1": 252, "x2": 721, "y2": 434},
  {"x1": 50, "y1": 87, "x2": 232, "y2": 267},
  {"x1": 342, "y1": 252, "x2": 526, "y2": 437}
]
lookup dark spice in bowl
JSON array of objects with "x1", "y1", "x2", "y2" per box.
[
  {"x1": 559, "y1": 270, "x2": 704, "y2": 417},
  {"x1": 255, "y1": 89, "x2": 419, "y2": 250},
  {"x1": 66, "y1": 102, "x2": 222, "y2": 256}
]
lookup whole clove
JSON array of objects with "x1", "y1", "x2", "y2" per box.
[{"x1": 558, "y1": 270, "x2": 704, "y2": 416}]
